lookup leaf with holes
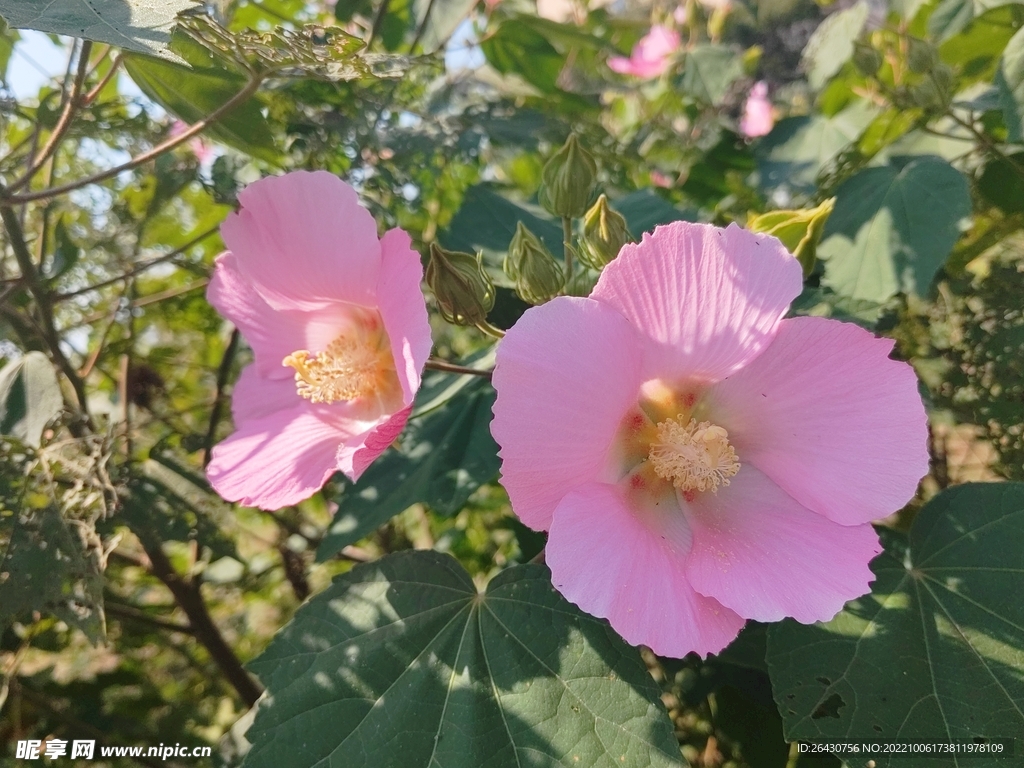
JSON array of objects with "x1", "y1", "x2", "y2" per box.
[
  {"x1": 244, "y1": 551, "x2": 683, "y2": 768},
  {"x1": 817, "y1": 156, "x2": 970, "y2": 302},
  {"x1": 766, "y1": 483, "x2": 1024, "y2": 767},
  {"x1": 0, "y1": 0, "x2": 199, "y2": 60}
]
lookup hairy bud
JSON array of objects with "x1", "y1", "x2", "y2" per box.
[
  {"x1": 426, "y1": 243, "x2": 495, "y2": 325},
  {"x1": 580, "y1": 194, "x2": 632, "y2": 269},
  {"x1": 852, "y1": 42, "x2": 883, "y2": 76},
  {"x1": 506, "y1": 222, "x2": 565, "y2": 305},
  {"x1": 539, "y1": 133, "x2": 597, "y2": 219}
]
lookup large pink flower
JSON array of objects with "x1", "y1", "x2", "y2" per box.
[
  {"x1": 206, "y1": 171, "x2": 432, "y2": 510},
  {"x1": 608, "y1": 26, "x2": 681, "y2": 79},
  {"x1": 491, "y1": 222, "x2": 928, "y2": 657}
]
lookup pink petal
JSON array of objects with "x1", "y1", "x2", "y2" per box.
[
  {"x1": 341, "y1": 405, "x2": 411, "y2": 480},
  {"x1": 221, "y1": 171, "x2": 381, "y2": 311},
  {"x1": 491, "y1": 297, "x2": 644, "y2": 531},
  {"x1": 707, "y1": 316, "x2": 929, "y2": 526},
  {"x1": 740, "y1": 81, "x2": 774, "y2": 138},
  {"x1": 637, "y1": 26, "x2": 681, "y2": 60},
  {"x1": 229, "y1": 365, "x2": 298, "y2": 424},
  {"x1": 684, "y1": 465, "x2": 881, "y2": 624},
  {"x1": 207, "y1": 252, "x2": 352, "y2": 380},
  {"x1": 591, "y1": 222, "x2": 803, "y2": 383},
  {"x1": 547, "y1": 483, "x2": 746, "y2": 658},
  {"x1": 376, "y1": 228, "x2": 432, "y2": 406},
  {"x1": 207, "y1": 405, "x2": 351, "y2": 510}
]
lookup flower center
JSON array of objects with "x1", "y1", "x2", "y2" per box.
[
  {"x1": 282, "y1": 332, "x2": 390, "y2": 404},
  {"x1": 648, "y1": 417, "x2": 740, "y2": 494}
]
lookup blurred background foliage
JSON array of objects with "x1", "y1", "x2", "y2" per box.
[{"x1": 0, "y1": 0, "x2": 1022, "y2": 765}]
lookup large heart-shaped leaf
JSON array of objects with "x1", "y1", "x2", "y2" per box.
[
  {"x1": 0, "y1": 0, "x2": 198, "y2": 60},
  {"x1": 818, "y1": 156, "x2": 970, "y2": 302},
  {"x1": 767, "y1": 483, "x2": 1024, "y2": 767},
  {"x1": 317, "y1": 373, "x2": 500, "y2": 560},
  {"x1": 244, "y1": 551, "x2": 683, "y2": 768}
]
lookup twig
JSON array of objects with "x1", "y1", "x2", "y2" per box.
[
  {"x1": 7, "y1": 41, "x2": 92, "y2": 193},
  {"x1": 104, "y1": 601, "x2": 196, "y2": 636},
  {"x1": 562, "y1": 216, "x2": 573, "y2": 283},
  {"x1": 2, "y1": 74, "x2": 264, "y2": 205},
  {"x1": 55, "y1": 225, "x2": 220, "y2": 302},
  {"x1": 82, "y1": 53, "x2": 123, "y2": 105},
  {"x1": 424, "y1": 357, "x2": 493, "y2": 377},
  {"x1": 0, "y1": 203, "x2": 91, "y2": 425},
  {"x1": 139, "y1": 538, "x2": 264, "y2": 707},
  {"x1": 203, "y1": 328, "x2": 240, "y2": 468}
]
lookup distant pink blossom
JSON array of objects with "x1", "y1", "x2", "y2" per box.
[
  {"x1": 169, "y1": 119, "x2": 216, "y2": 165},
  {"x1": 608, "y1": 25, "x2": 681, "y2": 79},
  {"x1": 491, "y1": 222, "x2": 928, "y2": 657},
  {"x1": 740, "y1": 81, "x2": 774, "y2": 138},
  {"x1": 650, "y1": 169, "x2": 674, "y2": 188},
  {"x1": 206, "y1": 171, "x2": 432, "y2": 510}
]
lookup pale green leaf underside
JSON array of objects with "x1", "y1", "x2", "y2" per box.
[
  {"x1": 0, "y1": 0, "x2": 199, "y2": 59},
  {"x1": 767, "y1": 483, "x2": 1024, "y2": 768},
  {"x1": 244, "y1": 552, "x2": 682, "y2": 768}
]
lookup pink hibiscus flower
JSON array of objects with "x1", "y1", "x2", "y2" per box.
[
  {"x1": 608, "y1": 25, "x2": 681, "y2": 79},
  {"x1": 491, "y1": 222, "x2": 928, "y2": 658},
  {"x1": 740, "y1": 81, "x2": 774, "y2": 139},
  {"x1": 169, "y1": 119, "x2": 216, "y2": 165},
  {"x1": 206, "y1": 171, "x2": 432, "y2": 510}
]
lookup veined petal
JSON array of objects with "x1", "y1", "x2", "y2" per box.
[
  {"x1": 376, "y1": 228, "x2": 432, "y2": 406},
  {"x1": 230, "y1": 365, "x2": 298, "y2": 424},
  {"x1": 208, "y1": 253, "x2": 353, "y2": 379},
  {"x1": 491, "y1": 297, "x2": 645, "y2": 531},
  {"x1": 221, "y1": 171, "x2": 381, "y2": 311},
  {"x1": 547, "y1": 483, "x2": 746, "y2": 658},
  {"x1": 684, "y1": 465, "x2": 881, "y2": 624},
  {"x1": 706, "y1": 316, "x2": 929, "y2": 526},
  {"x1": 591, "y1": 222, "x2": 802, "y2": 383},
  {"x1": 339, "y1": 405, "x2": 412, "y2": 481},
  {"x1": 207, "y1": 405, "x2": 352, "y2": 510}
]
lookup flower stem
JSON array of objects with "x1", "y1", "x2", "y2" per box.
[
  {"x1": 424, "y1": 358, "x2": 493, "y2": 377},
  {"x1": 562, "y1": 216, "x2": 574, "y2": 283}
]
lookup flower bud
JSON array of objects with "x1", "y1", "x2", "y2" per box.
[
  {"x1": 506, "y1": 222, "x2": 565, "y2": 305},
  {"x1": 907, "y1": 37, "x2": 937, "y2": 74},
  {"x1": 852, "y1": 42, "x2": 883, "y2": 76},
  {"x1": 426, "y1": 243, "x2": 495, "y2": 325},
  {"x1": 747, "y1": 197, "x2": 835, "y2": 276},
  {"x1": 580, "y1": 194, "x2": 632, "y2": 269},
  {"x1": 539, "y1": 133, "x2": 597, "y2": 219}
]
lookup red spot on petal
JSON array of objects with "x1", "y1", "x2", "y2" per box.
[
  {"x1": 683, "y1": 392, "x2": 696, "y2": 407},
  {"x1": 683, "y1": 490, "x2": 696, "y2": 503},
  {"x1": 630, "y1": 474, "x2": 645, "y2": 490}
]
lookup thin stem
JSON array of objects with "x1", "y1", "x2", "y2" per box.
[
  {"x1": 424, "y1": 357, "x2": 493, "y2": 378},
  {"x1": 0, "y1": 204, "x2": 91, "y2": 425},
  {"x1": 2, "y1": 74, "x2": 264, "y2": 205},
  {"x1": 203, "y1": 328, "x2": 240, "y2": 468},
  {"x1": 104, "y1": 601, "x2": 196, "y2": 636},
  {"x1": 139, "y1": 538, "x2": 264, "y2": 707},
  {"x1": 7, "y1": 41, "x2": 92, "y2": 193},
  {"x1": 562, "y1": 216, "x2": 573, "y2": 283},
  {"x1": 55, "y1": 225, "x2": 219, "y2": 302},
  {"x1": 82, "y1": 53, "x2": 123, "y2": 105},
  {"x1": 475, "y1": 319, "x2": 506, "y2": 339},
  {"x1": 944, "y1": 107, "x2": 1024, "y2": 180}
]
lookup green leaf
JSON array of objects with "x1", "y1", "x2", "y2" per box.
[
  {"x1": 481, "y1": 19, "x2": 564, "y2": 94},
  {"x1": 766, "y1": 483, "x2": 1024, "y2": 764},
  {"x1": 817, "y1": 156, "x2": 970, "y2": 302},
  {"x1": 411, "y1": 0, "x2": 475, "y2": 52},
  {"x1": 123, "y1": 54, "x2": 280, "y2": 163},
  {"x1": 940, "y1": 5, "x2": 1023, "y2": 85},
  {"x1": 757, "y1": 101, "x2": 877, "y2": 193},
  {"x1": 44, "y1": 217, "x2": 82, "y2": 280},
  {"x1": 0, "y1": 351, "x2": 63, "y2": 448},
  {"x1": 978, "y1": 151, "x2": 1024, "y2": 213},
  {"x1": 801, "y1": 1, "x2": 869, "y2": 90},
  {"x1": 0, "y1": 0, "x2": 199, "y2": 60},
  {"x1": 679, "y1": 45, "x2": 743, "y2": 105},
  {"x1": 612, "y1": 190, "x2": 698, "y2": 237},
  {"x1": 440, "y1": 184, "x2": 564, "y2": 288},
  {"x1": 930, "y1": 0, "x2": 1020, "y2": 41},
  {"x1": 996, "y1": 24, "x2": 1024, "y2": 142},
  {"x1": 244, "y1": 552, "x2": 683, "y2": 768},
  {"x1": 317, "y1": 375, "x2": 500, "y2": 560}
]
